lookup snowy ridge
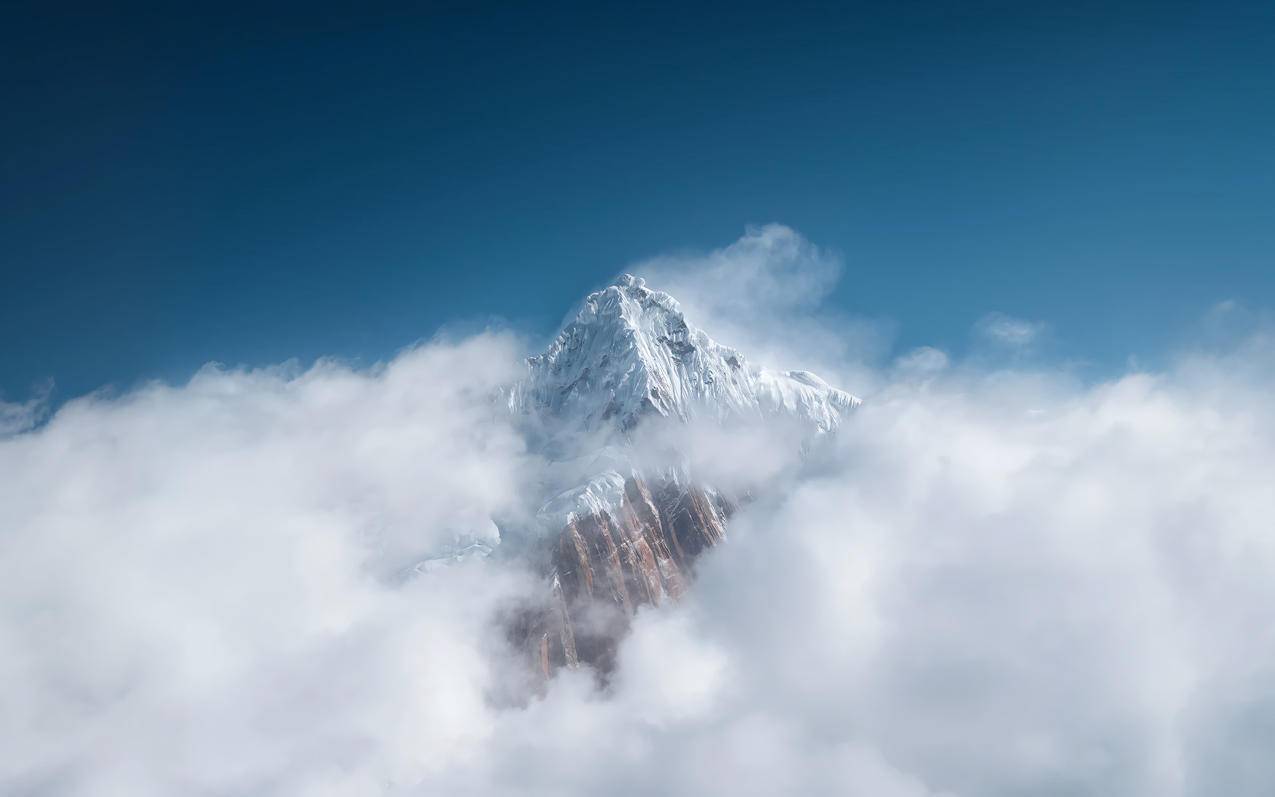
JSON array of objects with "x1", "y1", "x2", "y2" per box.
[
  {"x1": 509, "y1": 274, "x2": 860, "y2": 437},
  {"x1": 407, "y1": 540, "x2": 494, "y2": 575},
  {"x1": 537, "y1": 470, "x2": 628, "y2": 526}
]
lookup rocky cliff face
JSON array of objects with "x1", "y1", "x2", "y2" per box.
[
  {"x1": 519, "y1": 476, "x2": 730, "y2": 678},
  {"x1": 503, "y1": 274, "x2": 857, "y2": 680}
]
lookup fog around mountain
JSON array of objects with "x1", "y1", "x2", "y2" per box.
[{"x1": 3, "y1": 227, "x2": 1274, "y2": 796}]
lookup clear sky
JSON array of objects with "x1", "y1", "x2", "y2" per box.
[{"x1": 4, "y1": 1, "x2": 1273, "y2": 401}]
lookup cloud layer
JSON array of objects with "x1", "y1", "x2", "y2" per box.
[{"x1": 3, "y1": 228, "x2": 1274, "y2": 796}]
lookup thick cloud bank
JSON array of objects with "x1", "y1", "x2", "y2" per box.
[{"x1": 4, "y1": 229, "x2": 1275, "y2": 796}]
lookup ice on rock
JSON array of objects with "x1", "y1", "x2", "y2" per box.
[{"x1": 537, "y1": 470, "x2": 628, "y2": 526}]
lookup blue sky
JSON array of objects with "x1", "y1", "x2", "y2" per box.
[{"x1": 4, "y1": 1, "x2": 1273, "y2": 401}]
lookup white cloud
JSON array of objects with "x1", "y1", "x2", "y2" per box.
[
  {"x1": 0, "y1": 382, "x2": 51, "y2": 437},
  {"x1": 424, "y1": 335, "x2": 1275, "y2": 797},
  {"x1": 0, "y1": 334, "x2": 541, "y2": 796},
  {"x1": 894, "y1": 345, "x2": 950, "y2": 374},
  {"x1": 3, "y1": 229, "x2": 1275, "y2": 796},
  {"x1": 974, "y1": 311, "x2": 1046, "y2": 347},
  {"x1": 640, "y1": 223, "x2": 842, "y2": 315},
  {"x1": 633, "y1": 224, "x2": 892, "y2": 390}
]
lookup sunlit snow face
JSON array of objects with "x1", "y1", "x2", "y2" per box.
[
  {"x1": 513, "y1": 268, "x2": 860, "y2": 452},
  {"x1": 3, "y1": 227, "x2": 1275, "y2": 797}
]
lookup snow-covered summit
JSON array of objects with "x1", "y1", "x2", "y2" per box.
[
  {"x1": 509, "y1": 274, "x2": 859, "y2": 436},
  {"x1": 496, "y1": 273, "x2": 860, "y2": 676}
]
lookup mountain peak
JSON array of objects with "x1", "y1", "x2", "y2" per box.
[
  {"x1": 613, "y1": 272, "x2": 642, "y2": 289},
  {"x1": 507, "y1": 274, "x2": 859, "y2": 677},
  {"x1": 511, "y1": 276, "x2": 859, "y2": 435},
  {"x1": 571, "y1": 273, "x2": 685, "y2": 332}
]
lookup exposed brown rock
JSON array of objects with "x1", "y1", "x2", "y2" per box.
[{"x1": 520, "y1": 475, "x2": 731, "y2": 681}]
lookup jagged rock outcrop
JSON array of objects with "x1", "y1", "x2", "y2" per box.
[{"x1": 522, "y1": 475, "x2": 730, "y2": 679}]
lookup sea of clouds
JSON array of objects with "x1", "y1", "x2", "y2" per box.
[{"x1": 3, "y1": 227, "x2": 1274, "y2": 796}]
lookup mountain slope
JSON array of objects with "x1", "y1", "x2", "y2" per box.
[
  {"x1": 509, "y1": 274, "x2": 859, "y2": 438},
  {"x1": 505, "y1": 274, "x2": 859, "y2": 678}
]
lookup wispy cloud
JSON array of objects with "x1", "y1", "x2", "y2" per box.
[
  {"x1": 0, "y1": 382, "x2": 52, "y2": 437},
  {"x1": 894, "y1": 345, "x2": 950, "y2": 374},
  {"x1": 634, "y1": 223, "x2": 893, "y2": 388},
  {"x1": 974, "y1": 311, "x2": 1046, "y2": 347}
]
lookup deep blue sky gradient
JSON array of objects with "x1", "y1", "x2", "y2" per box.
[{"x1": 4, "y1": 1, "x2": 1274, "y2": 400}]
